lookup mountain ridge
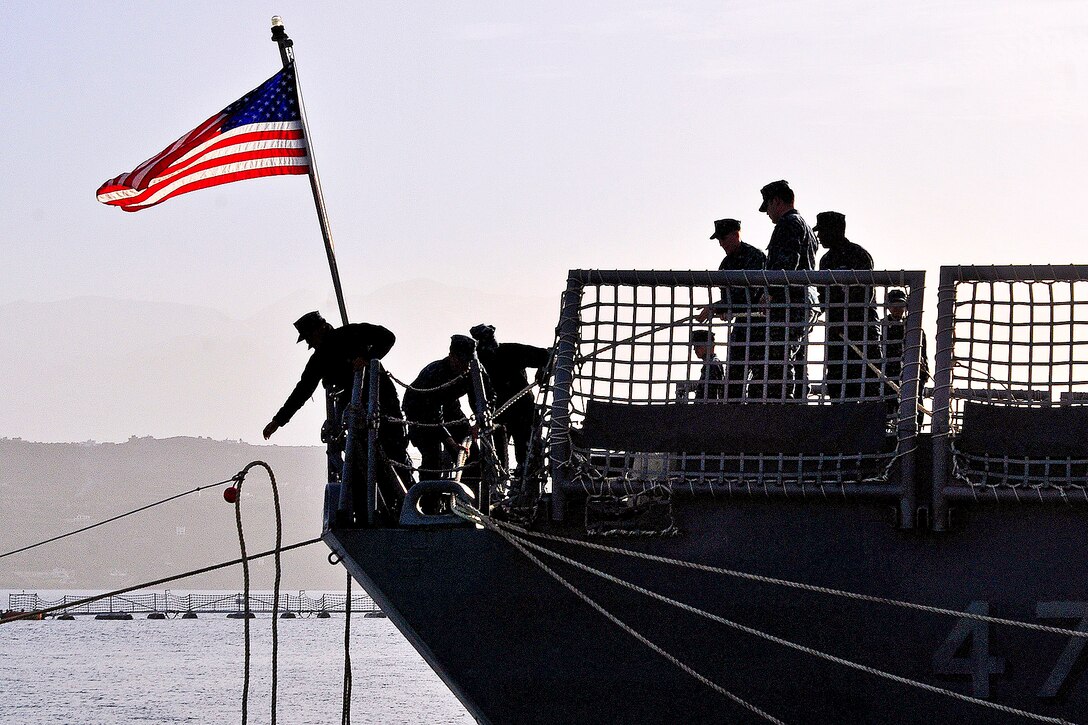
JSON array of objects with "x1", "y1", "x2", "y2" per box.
[{"x1": 0, "y1": 436, "x2": 339, "y2": 590}]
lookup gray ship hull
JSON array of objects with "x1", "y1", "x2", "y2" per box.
[{"x1": 326, "y1": 496, "x2": 1088, "y2": 724}]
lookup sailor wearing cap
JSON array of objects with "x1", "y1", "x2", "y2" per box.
[
  {"x1": 697, "y1": 218, "x2": 767, "y2": 399},
  {"x1": 814, "y1": 211, "x2": 881, "y2": 400},
  {"x1": 402, "y1": 335, "x2": 482, "y2": 480},
  {"x1": 469, "y1": 324, "x2": 550, "y2": 474},
  {"x1": 263, "y1": 312, "x2": 411, "y2": 519},
  {"x1": 264, "y1": 311, "x2": 397, "y2": 439},
  {"x1": 815, "y1": 212, "x2": 873, "y2": 272},
  {"x1": 675, "y1": 329, "x2": 726, "y2": 401},
  {"x1": 758, "y1": 180, "x2": 819, "y2": 399},
  {"x1": 698, "y1": 219, "x2": 767, "y2": 322},
  {"x1": 882, "y1": 290, "x2": 930, "y2": 426},
  {"x1": 760, "y1": 180, "x2": 819, "y2": 276}
]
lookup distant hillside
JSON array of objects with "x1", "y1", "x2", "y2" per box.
[
  {"x1": 0, "y1": 437, "x2": 344, "y2": 590},
  {"x1": 0, "y1": 281, "x2": 557, "y2": 446}
]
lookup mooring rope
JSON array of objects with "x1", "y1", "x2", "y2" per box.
[
  {"x1": 0, "y1": 539, "x2": 321, "y2": 624},
  {"x1": 229, "y1": 461, "x2": 283, "y2": 725},
  {"x1": 474, "y1": 514, "x2": 1088, "y2": 640},
  {"x1": 342, "y1": 571, "x2": 353, "y2": 725},
  {"x1": 454, "y1": 504, "x2": 1077, "y2": 725},
  {"x1": 454, "y1": 503, "x2": 786, "y2": 724},
  {"x1": 0, "y1": 476, "x2": 237, "y2": 561}
]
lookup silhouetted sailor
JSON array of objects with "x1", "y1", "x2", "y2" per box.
[
  {"x1": 816, "y1": 212, "x2": 872, "y2": 272},
  {"x1": 815, "y1": 211, "x2": 881, "y2": 400},
  {"x1": 759, "y1": 180, "x2": 819, "y2": 399},
  {"x1": 469, "y1": 324, "x2": 550, "y2": 474},
  {"x1": 675, "y1": 329, "x2": 725, "y2": 401},
  {"x1": 263, "y1": 311, "x2": 411, "y2": 517},
  {"x1": 882, "y1": 289, "x2": 930, "y2": 426},
  {"x1": 697, "y1": 218, "x2": 767, "y2": 399},
  {"x1": 403, "y1": 335, "x2": 479, "y2": 480}
]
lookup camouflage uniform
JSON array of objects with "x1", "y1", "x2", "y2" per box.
[
  {"x1": 819, "y1": 239, "x2": 882, "y2": 400},
  {"x1": 883, "y1": 313, "x2": 931, "y2": 427},
  {"x1": 403, "y1": 358, "x2": 475, "y2": 480},
  {"x1": 709, "y1": 242, "x2": 768, "y2": 399},
  {"x1": 762, "y1": 209, "x2": 818, "y2": 399},
  {"x1": 678, "y1": 353, "x2": 726, "y2": 401}
]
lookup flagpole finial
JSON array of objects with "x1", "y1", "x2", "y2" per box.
[{"x1": 270, "y1": 16, "x2": 294, "y2": 67}]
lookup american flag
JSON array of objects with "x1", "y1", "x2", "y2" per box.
[{"x1": 97, "y1": 67, "x2": 309, "y2": 212}]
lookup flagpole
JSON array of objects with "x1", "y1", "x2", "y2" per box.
[{"x1": 270, "y1": 16, "x2": 350, "y2": 326}]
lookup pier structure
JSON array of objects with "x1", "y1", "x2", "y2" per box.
[{"x1": 6, "y1": 591, "x2": 384, "y2": 618}]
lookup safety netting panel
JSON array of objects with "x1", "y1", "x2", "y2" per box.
[
  {"x1": 548, "y1": 270, "x2": 925, "y2": 495},
  {"x1": 936, "y1": 267, "x2": 1088, "y2": 495}
]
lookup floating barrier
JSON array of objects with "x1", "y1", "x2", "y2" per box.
[{"x1": 7, "y1": 591, "x2": 384, "y2": 619}]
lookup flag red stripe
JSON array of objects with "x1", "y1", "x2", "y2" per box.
[
  {"x1": 157, "y1": 129, "x2": 306, "y2": 180},
  {"x1": 105, "y1": 147, "x2": 309, "y2": 209},
  {"x1": 97, "y1": 146, "x2": 308, "y2": 206},
  {"x1": 96, "y1": 123, "x2": 308, "y2": 210},
  {"x1": 123, "y1": 113, "x2": 227, "y2": 190},
  {"x1": 117, "y1": 164, "x2": 309, "y2": 212}
]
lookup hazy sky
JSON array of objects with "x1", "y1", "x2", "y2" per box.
[{"x1": 3, "y1": 1, "x2": 1088, "y2": 442}]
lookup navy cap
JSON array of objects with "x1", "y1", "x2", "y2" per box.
[
  {"x1": 886, "y1": 289, "x2": 907, "y2": 305},
  {"x1": 710, "y1": 218, "x2": 741, "y2": 240},
  {"x1": 691, "y1": 329, "x2": 716, "y2": 345},
  {"x1": 469, "y1": 324, "x2": 496, "y2": 341},
  {"x1": 813, "y1": 211, "x2": 846, "y2": 234},
  {"x1": 758, "y1": 180, "x2": 791, "y2": 212},
  {"x1": 450, "y1": 334, "x2": 476, "y2": 359},
  {"x1": 294, "y1": 311, "x2": 326, "y2": 343}
]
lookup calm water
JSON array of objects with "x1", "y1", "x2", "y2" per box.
[{"x1": 0, "y1": 616, "x2": 476, "y2": 725}]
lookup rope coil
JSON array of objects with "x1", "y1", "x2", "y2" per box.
[{"x1": 229, "y1": 461, "x2": 283, "y2": 725}]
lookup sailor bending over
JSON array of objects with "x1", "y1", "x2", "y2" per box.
[
  {"x1": 403, "y1": 335, "x2": 482, "y2": 481},
  {"x1": 263, "y1": 311, "x2": 412, "y2": 519},
  {"x1": 469, "y1": 324, "x2": 550, "y2": 475}
]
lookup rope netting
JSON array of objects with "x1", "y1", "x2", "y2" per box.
[
  {"x1": 544, "y1": 270, "x2": 926, "y2": 496},
  {"x1": 935, "y1": 267, "x2": 1088, "y2": 495}
]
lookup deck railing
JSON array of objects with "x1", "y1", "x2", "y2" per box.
[
  {"x1": 546, "y1": 269, "x2": 927, "y2": 525},
  {"x1": 931, "y1": 265, "x2": 1088, "y2": 528},
  {"x1": 320, "y1": 265, "x2": 1088, "y2": 534}
]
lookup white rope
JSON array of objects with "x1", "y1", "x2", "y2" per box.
[
  {"x1": 454, "y1": 503, "x2": 786, "y2": 724},
  {"x1": 575, "y1": 314, "x2": 698, "y2": 365},
  {"x1": 492, "y1": 380, "x2": 539, "y2": 418},
  {"x1": 454, "y1": 504, "x2": 1078, "y2": 725},
  {"x1": 478, "y1": 514, "x2": 1088, "y2": 640}
]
